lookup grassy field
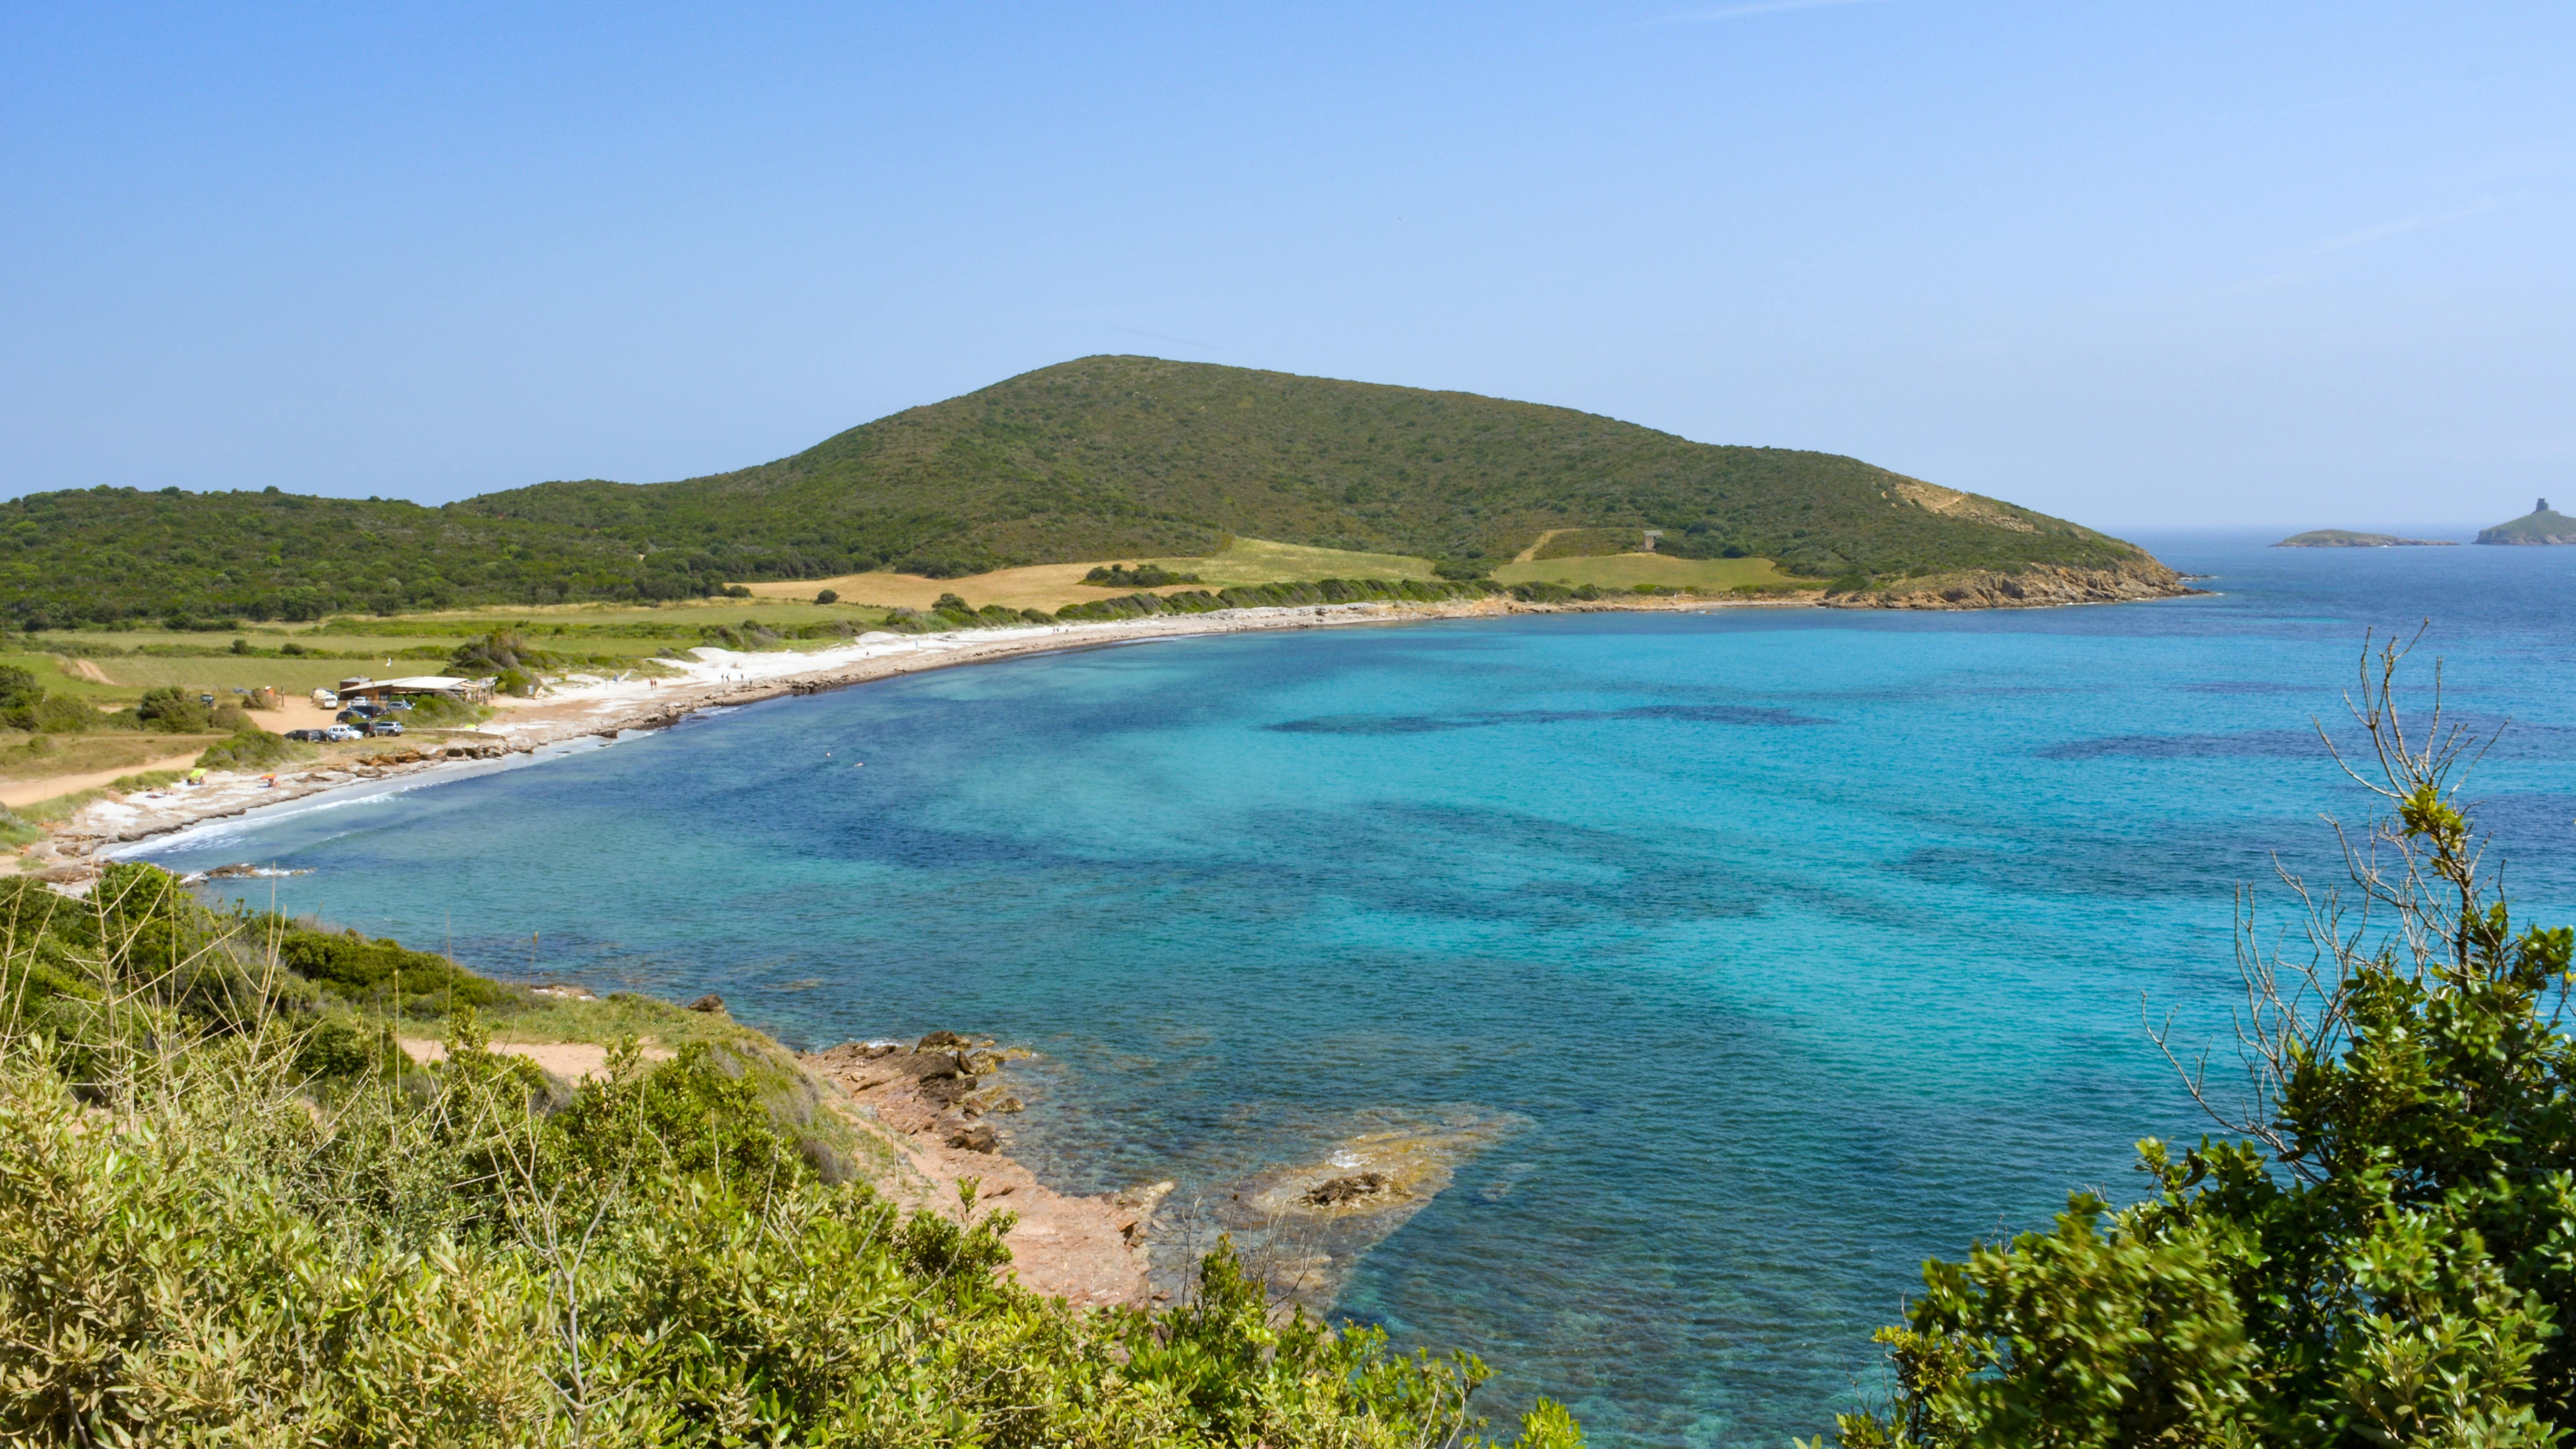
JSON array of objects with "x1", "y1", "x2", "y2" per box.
[
  {"x1": 745, "y1": 536, "x2": 1440, "y2": 613},
  {"x1": 16, "y1": 597, "x2": 914, "y2": 711},
  {"x1": 1489, "y1": 553, "x2": 1814, "y2": 591},
  {"x1": 1140, "y1": 537, "x2": 1436, "y2": 586}
]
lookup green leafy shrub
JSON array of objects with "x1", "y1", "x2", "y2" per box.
[
  {"x1": 275, "y1": 926, "x2": 517, "y2": 1012},
  {"x1": 27, "y1": 695, "x2": 98, "y2": 732},
  {"x1": 196, "y1": 725, "x2": 305, "y2": 772},
  {"x1": 399, "y1": 692, "x2": 487, "y2": 728},
  {"x1": 1082, "y1": 563, "x2": 1204, "y2": 587},
  {"x1": 132, "y1": 684, "x2": 216, "y2": 732},
  {"x1": 1819, "y1": 640, "x2": 2576, "y2": 1447},
  {"x1": 448, "y1": 628, "x2": 558, "y2": 680}
]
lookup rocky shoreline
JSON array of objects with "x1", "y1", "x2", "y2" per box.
[
  {"x1": 1821, "y1": 555, "x2": 2190, "y2": 610},
  {"x1": 800, "y1": 1033, "x2": 1175, "y2": 1309},
  {"x1": 798, "y1": 1031, "x2": 1531, "y2": 1314}
]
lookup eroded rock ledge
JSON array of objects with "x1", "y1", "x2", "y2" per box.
[
  {"x1": 1826, "y1": 556, "x2": 2193, "y2": 610},
  {"x1": 800, "y1": 1032, "x2": 1172, "y2": 1309}
]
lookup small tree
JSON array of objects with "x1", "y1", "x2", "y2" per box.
[{"x1": 1821, "y1": 633, "x2": 2576, "y2": 1446}]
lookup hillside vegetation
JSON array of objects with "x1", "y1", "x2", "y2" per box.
[
  {"x1": 0, "y1": 864, "x2": 1581, "y2": 1447},
  {"x1": 6, "y1": 357, "x2": 2168, "y2": 626}
]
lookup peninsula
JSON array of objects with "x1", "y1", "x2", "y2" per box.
[
  {"x1": 2476, "y1": 499, "x2": 2576, "y2": 545},
  {"x1": 2274, "y1": 530, "x2": 2457, "y2": 547},
  {"x1": 3, "y1": 356, "x2": 2182, "y2": 628}
]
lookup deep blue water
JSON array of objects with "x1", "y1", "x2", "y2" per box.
[{"x1": 144, "y1": 534, "x2": 2576, "y2": 1446}]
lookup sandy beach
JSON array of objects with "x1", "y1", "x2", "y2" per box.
[{"x1": 35, "y1": 591, "x2": 1780, "y2": 872}]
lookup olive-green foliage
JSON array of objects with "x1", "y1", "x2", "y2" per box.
[
  {"x1": 1084, "y1": 563, "x2": 1204, "y2": 588},
  {"x1": 462, "y1": 357, "x2": 2149, "y2": 582},
  {"x1": 0, "y1": 486, "x2": 738, "y2": 630},
  {"x1": 25, "y1": 695, "x2": 99, "y2": 732},
  {"x1": 0, "y1": 665, "x2": 103, "y2": 734},
  {"x1": 275, "y1": 924, "x2": 517, "y2": 1014},
  {"x1": 195, "y1": 725, "x2": 305, "y2": 772},
  {"x1": 399, "y1": 691, "x2": 487, "y2": 728},
  {"x1": 1820, "y1": 641, "x2": 2576, "y2": 1448},
  {"x1": 0, "y1": 864, "x2": 1584, "y2": 1448},
  {"x1": 131, "y1": 685, "x2": 247, "y2": 733},
  {"x1": 1054, "y1": 575, "x2": 1498, "y2": 622},
  {"x1": 7, "y1": 358, "x2": 2158, "y2": 626},
  {"x1": 876, "y1": 594, "x2": 1056, "y2": 633},
  {"x1": 448, "y1": 627, "x2": 556, "y2": 677}
]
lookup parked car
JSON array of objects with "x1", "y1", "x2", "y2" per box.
[
  {"x1": 283, "y1": 728, "x2": 328, "y2": 743},
  {"x1": 365, "y1": 719, "x2": 404, "y2": 737},
  {"x1": 336, "y1": 705, "x2": 382, "y2": 724},
  {"x1": 323, "y1": 724, "x2": 363, "y2": 742}
]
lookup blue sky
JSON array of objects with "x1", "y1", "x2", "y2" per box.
[{"x1": 3, "y1": 2, "x2": 2568, "y2": 531}]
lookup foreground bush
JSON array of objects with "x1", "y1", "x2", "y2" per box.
[
  {"x1": 1818, "y1": 639, "x2": 2576, "y2": 1447},
  {"x1": 0, "y1": 866, "x2": 1580, "y2": 1448}
]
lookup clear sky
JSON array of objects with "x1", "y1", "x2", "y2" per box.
[{"x1": 4, "y1": 3, "x2": 2568, "y2": 532}]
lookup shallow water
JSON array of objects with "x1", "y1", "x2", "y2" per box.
[{"x1": 148, "y1": 533, "x2": 2576, "y2": 1446}]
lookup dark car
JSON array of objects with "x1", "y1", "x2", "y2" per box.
[
  {"x1": 336, "y1": 705, "x2": 383, "y2": 724},
  {"x1": 283, "y1": 728, "x2": 328, "y2": 743},
  {"x1": 365, "y1": 719, "x2": 404, "y2": 737}
]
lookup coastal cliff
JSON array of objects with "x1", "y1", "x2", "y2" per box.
[{"x1": 1823, "y1": 554, "x2": 2191, "y2": 610}]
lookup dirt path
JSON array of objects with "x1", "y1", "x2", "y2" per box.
[
  {"x1": 1513, "y1": 528, "x2": 1569, "y2": 563},
  {"x1": 2, "y1": 750, "x2": 210, "y2": 809},
  {"x1": 398, "y1": 1036, "x2": 675, "y2": 1079}
]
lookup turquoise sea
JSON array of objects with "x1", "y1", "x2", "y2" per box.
[{"x1": 144, "y1": 534, "x2": 2576, "y2": 1446}]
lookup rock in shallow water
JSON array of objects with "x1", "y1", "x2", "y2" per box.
[{"x1": 1303, "y1": 1171, "x2": 1396, "y2": 1207}]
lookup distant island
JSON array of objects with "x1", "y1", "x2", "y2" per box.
[
  {"x1": 2476, "y1": 499, "x2": 2576, "y2": 545},
  {"x1": 2274, "y1": 530, "x2": 2457, "y2": 548}
]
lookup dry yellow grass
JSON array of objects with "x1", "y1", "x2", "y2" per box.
[
  {"x1": 743, "y1": 537, "x2": 1438, "y2": 612},
  {"x1": 1488, "y1": 553, "x2": 1813, "y2": 591}
]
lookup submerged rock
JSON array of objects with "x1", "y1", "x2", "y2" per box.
[
  {"x1": 1303, "y1": 1171, "x2": 1396, "y2": 1207},
  {"x1": 1149, "y1": 1105, "x2": 1528, "y2": 1312}
]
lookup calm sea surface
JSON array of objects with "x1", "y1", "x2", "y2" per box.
[{"x1": 144, "y1": 534, "x2": 2576, "y2": 1446}]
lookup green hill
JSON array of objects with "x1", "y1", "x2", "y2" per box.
[
  {"x1": 2, "y1": 356, "x2": 2173, "y2": 626},
  {"x1": 2476, "y1": 500, "x2": 2576, "y2": 545}
]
